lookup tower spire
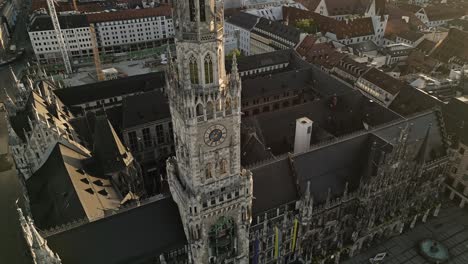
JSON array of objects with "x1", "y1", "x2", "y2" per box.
[{"x1": 17, "y1": 204, "x2": 62, "y2": 264}]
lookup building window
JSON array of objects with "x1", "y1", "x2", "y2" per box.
[
  {"x1": 142, "y1": 128, "x2": 152, "y2": 148},
  {"x1": 199, "y1": 0, "x2": 206, "y2": 22},
  {"x1": 156, "y1": 124, "x2": 165, "y2": 144},
  {"x1": 206, "y1": 163, "x2": 212, "y2": 179},
  {"x1": 189, "y1": 0, "x2": 196, "y2": 22},
  {"x1": 189, "y1": 56, "x2": 199, "y2": 84},
  {"x1": 220, "y1": 159, "x2": 227, "y2": 174},
  {"x1": 128, "y1": 131, "x2": 138, "y2": 151},
  {"x1": 204, "y1": 54, "x2": 214, "y2": 84}
]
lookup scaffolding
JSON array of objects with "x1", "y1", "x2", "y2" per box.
[
  {"x1": 90, "y1": 23, "x2": 104, "y2": 81},
  {"x1": 46, "y1": 0, "x2": 72, "y2": 74}
]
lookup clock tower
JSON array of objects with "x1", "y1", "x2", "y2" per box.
[{"x1": 166, "y1": 0, "x2": 253, "y2": 263}]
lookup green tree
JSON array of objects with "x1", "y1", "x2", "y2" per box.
[
  {"x1": 294, "y1": 19, "x2": 318, "y2": 33},
  {"x1": 226, "y1": 49, "x2": 242, "y2": 61}
]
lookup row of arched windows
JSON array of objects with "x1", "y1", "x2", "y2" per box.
[
  {"x1": 196, "y1": 97, "x2": 233, "y2": 117},
  {"x1": 188, "y1": 0, "x2": 206, "y2": 22},
  {"x1": 189, "y1": 54, "x2": 214, "y2": 85}
]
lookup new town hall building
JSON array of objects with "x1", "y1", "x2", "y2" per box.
[{"x1": 7, "y1": 0, "x2": 450, "y2": 263}]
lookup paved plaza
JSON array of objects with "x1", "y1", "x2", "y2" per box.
[{"x1": 343, "y1": 203, "x2": 468, "y2": 264}]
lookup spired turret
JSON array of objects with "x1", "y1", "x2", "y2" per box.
[{"x1": 17, "y1": 205, "x2": 62, "y2": 264}]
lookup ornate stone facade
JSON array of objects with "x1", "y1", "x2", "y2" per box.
[{"x1": 166, "y1": 0, "x2": 253, "y2": 263}]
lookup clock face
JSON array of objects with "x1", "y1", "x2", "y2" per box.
[{"x1": 204, "y1": 124, "x2": 227, "y2": 147}]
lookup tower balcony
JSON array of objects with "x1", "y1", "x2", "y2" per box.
[{"x1": 181, "y1": 32, "x2": 216, "y2": 42}]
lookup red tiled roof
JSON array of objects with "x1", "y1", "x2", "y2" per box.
[
  {"x1": 323, "y1": 0, "x2": 370, "y2": 16},
  {"x1": 283, "y1": 6, "x2": 374, "y2": 39},
  {"x1": 384, "y1": 3, "x2": 426, "y2": 36},
  {"x1": 296, "y1": 35, "x2": 317, "y2": 56},
  {"x1": 360, "y1": 68, "x2": 403, "y2": 95},
  {"x1": 296, "y1": 39, "x2": 345, "y2": 69},
  {"x1": 295, "y1": 0, "x2": 321, "y2": 11},
  {"x1": 415, "y1": 39, "x2": 436, "y2": 55},
  {"x1": 87, "y1": 6, "x2": 172, "y2": 23},
  {"x1": 431, "y1": 28, "x2": 468, "y2": 63},
  {"x1": 421, "y1": 5, "x2": 464, "y2": 21}
]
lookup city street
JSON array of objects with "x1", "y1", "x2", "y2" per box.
[
  {"x1": 0, "y1": 0, "x2": 33, "y2": 102},
  {"x1": 0, "y1": 3, "x2": 34, "y2": 263},
  {"x1": 343, "y1": 204, "x2": 468, "y2": 264}
]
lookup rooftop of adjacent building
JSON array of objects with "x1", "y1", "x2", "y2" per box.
[
  {"x1": 430, "y1": 28, "x2": 468, "y2": 64},
  {"x1": 359, "y1": 67, "x2": 405, "y2": 95},
  {"x1": 253, "y1": 16, "x2": 304, "y2": 44},
  {"x1": 283, "y1": 6, "x2": 375, "y2": 40},
  {"x1": 29, "y1": 5, "x2": 172, "y2": 31},
  {"x1": 29, "y1": 14, "x2": 90, "y2": 32},
  {"x1": 417, "y1": 4, "x2": 465, "y2": 21},
  {"x1": 248, "y1": 108, "x2": 446, "y2": 215},
  {"x1": 225, "y1": 11, "x2": 260, "y2": 30},
  {"x1": 122, "y1": 89, "x2": 170, "y2": 129},
  {"x1": 54, "y1": 72, "x2": 165, "y2": 108}
]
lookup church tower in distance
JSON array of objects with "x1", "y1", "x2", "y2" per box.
[{"x1": 166, "y1": 0, "x2": 253, "y2": 263}]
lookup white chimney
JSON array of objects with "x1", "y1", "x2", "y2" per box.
[{"x1": 294, "y1": 117, "x2": 313, "y2": 154}]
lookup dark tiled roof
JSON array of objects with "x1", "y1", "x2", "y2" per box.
[
  {"x1": 54, "y1": 72, "x2": 165, "y2": 106},
  {"x1": 122, "y1": 90, "x2": 170, "y2": 129},
  {"x1": 27, "y1": 144, "x2": 86, "y2": 230},
  {"x1": 29, "y1": 15, "x2": 89, "y2": 31},
  {"x1": 253, "y1": 17, "x2": 303, "y2": 44},
  {"x1": 415, "y1": 39, "x2": 437, "y2": 54},
  {"x1": 348, "y1": 40, "x2": 379, "y2": 54},
  {"x1": 87, "y1": 5, "x2": 172, "y2": 23},
  {"x1": 250, "y1": 158, "x2": 298, "y2": 215},
  {"x1": 360, "y1": 68, "x2": 403, "y2": 95},
  {"x1": 92, "y1": 115, "x2": 130, "y2": 174},
  {"x1": 292, "y1": 133, "x2": 370, "y2": 202},
  {"x1": 242, "y1": 65, "x2": 354, "y2": 101},
  {"x1": 443, "y1": 97, "x2": 468, "y2": 145},
  {"x1": 241, "y1": 133, "x2": 274, "y2": 166},
  {"x1": 431, "y1": 28, "x2": 468, "y2": 64},
  {"x1": 226, "y1": 49, "x2": 294, "y2": 74},
  {"x1": 47, "y1": 196, "x2": 187, "y2": 264},
  {"x1": 396, "y1": 30, "x2": 424, "y2": 42},
  {"x1": 248, "y1": 109, "x2": 446, "y2": 213},
  {"x1": 389, "y1": 85, "x2": 441, "y2": 117},
  {"x1": 241, "y1": 68, "x2": 314, "y2": 99},
  {"x1": 225, "y1": 12, "x2": 259, "y2": 30},
  {"x1": 244, "y1": 90, "x2": 401, "y2": 155}
]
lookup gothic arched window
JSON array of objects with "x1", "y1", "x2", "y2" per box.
[
  {"x1": 206, "y1": 163, "x2": 212, "y2": 179},
  {"x1": 189, "y1": 56, "x2": 199, "y2": 84},
  {"x1": 189, "y1": 0, "x2": 196, "y2": 22},
  {"x1": 220, "y1": 159, "x2": 227, "y2": 174},
  {"x1": 204, "y1": 54, "x2": 214, "y2": 84},
  {"x1": 196, "y1": 103, "x2": 204, "y2": 116},
  {"x1": 199, "y1": 0, "x2": 206, "y2": 22}
]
